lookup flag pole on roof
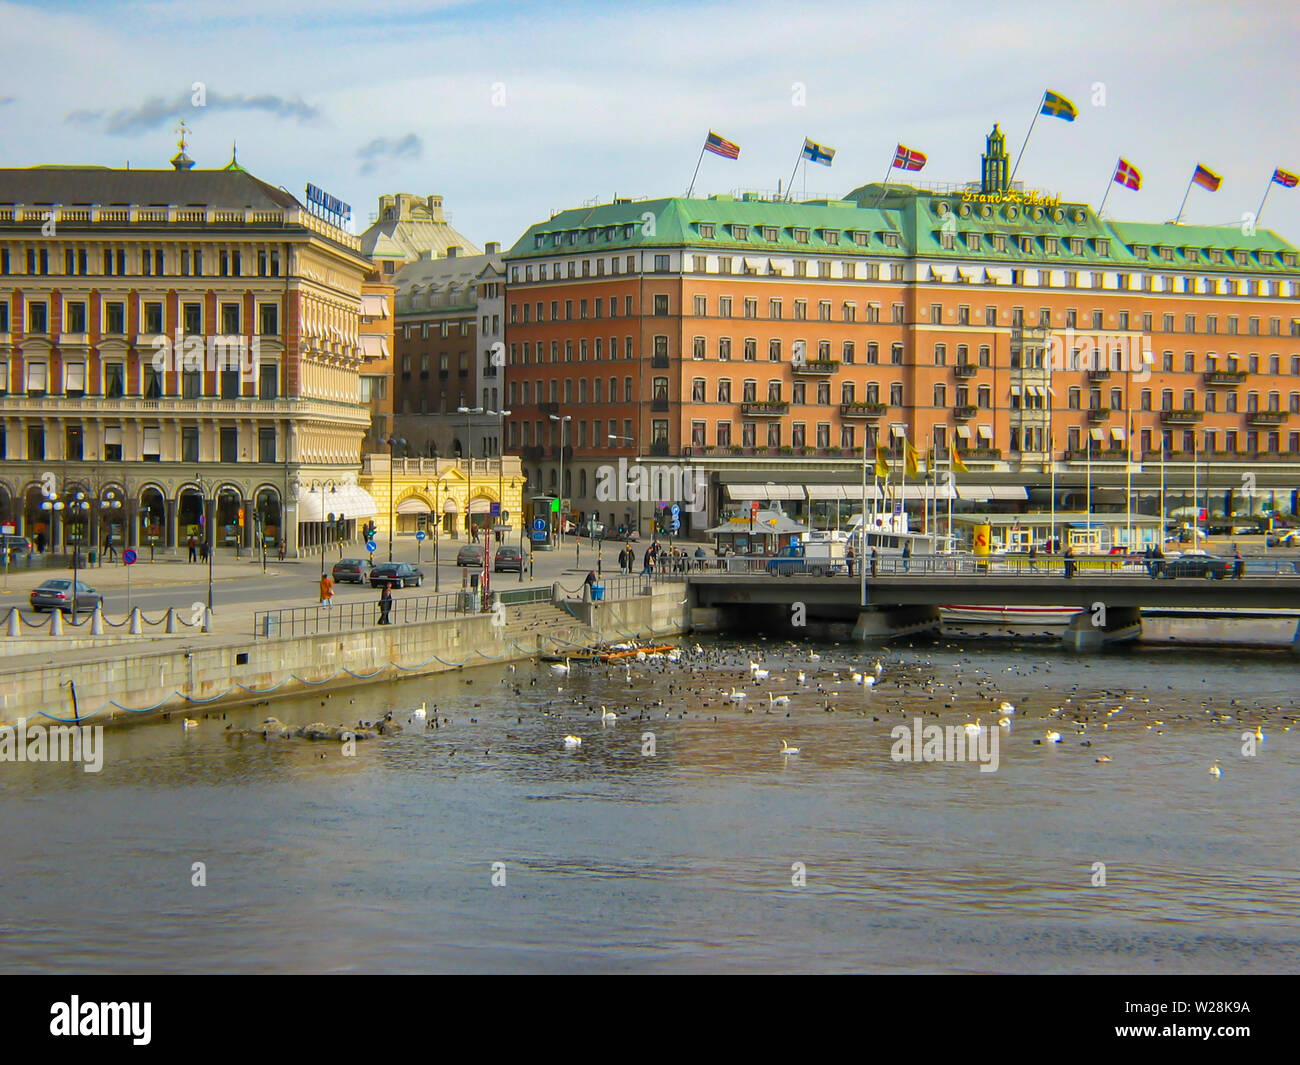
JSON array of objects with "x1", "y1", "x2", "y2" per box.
[
  {"x1": 1256, "y1": 166, "x2": 1298, "y2": 229},
  {"x1": 688, "y1": 132, "x2": 741, "y2": 198}
]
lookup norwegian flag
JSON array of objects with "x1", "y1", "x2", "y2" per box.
[
  {"x1": 892, "y1": 144, "x2": 926, "y2": 172},
  {"x1": 1113, "y1": 158, "x2": 1142, "y2": 190}
]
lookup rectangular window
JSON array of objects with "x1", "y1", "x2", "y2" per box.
[
  {"x1": 221, "y1": 369, "x2": 240, "y2": 399},
  {"x1": 259, "y1": 303, "x2": 279, "y2": 335},
  {"x1": 219, "y1": 427, "x2": 238, "y2": 463},
  {"x1": 182, "y1": 427, "x2": 199, "y2": 463},
  {"x1": 27, "y1": 424, "x2": 45, "y2": 460},
  {"x1": 28, "y1": 302, "x2": 48, "y2": 333},
  {"x1": 104, "y1": 363, "x2": 124, "y2": 398}
]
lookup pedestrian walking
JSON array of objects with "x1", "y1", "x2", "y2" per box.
[
  {"x1": 277, "y1": 539, "x2": 287, "y2": 562},
  {"x1": 1028, "y1": 542, "x2": 1037, "y2": 572},
  {"x1": 319, "y1": 572, "x2": 335, "y2": 608},
  {"x1": 846, "y1": 543, "x2": 856, "y2": 578},
  {"x1": 34, "y1": 530, "x2": 46, "y2": 554},
  {"x1": 640, "y1": 545, "x2": 654, "y2": 576},
  {"x1": 1063, "y1": 545, "x2": 1075, "y2": 579},
  {"x1": 870, "y1": 547, "x2": 878, "y2": 578},
  {"x1": 199, "y1": 539, "x2": 210, "y2": 563},
  {"x1": 1232, "y1": 543, "x2": 1245, "y2": 579},
  {"x1": 187, "y1": 535, "x2": 197, "y2": 563},
  {"x1": 377, "y1": 580, "x2": 393, "y2": 624},
  {"x1": 901, "y1": 541, "x2": 912, "y2": 573}
]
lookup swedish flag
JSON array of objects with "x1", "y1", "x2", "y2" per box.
[{"x1": 1040, "y1": 90, "x2": 1077, "y2": 122}]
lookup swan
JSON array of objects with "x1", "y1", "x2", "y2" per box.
[
  {"x1": 863, "y1": 676, "x2": 875, "y2": 690},
  {"x1": 962, "y1": 718, "x2": 982, "y2": 738},
  {"x1": 1045, "y1": 729, "x2": 1062, "y2": 744},
  {"x1": 780, "y1": 739, "x2": 800, "y2": 755},
  {"x1": 728, "y1": 688, "x2": 747, "y2": 702},
  {"x1": 1254, "y1": 725, "x2": 1264, "y2": 742},
  {"x1": 998, "y1": 716, "x2": 1012, "y2": 729},
  {"x1": 751, "y1": 665, "x2": 770, "y2": 681},
  {"x1": 600, "y1": 706, "x2": 617, "y2": 723},
  {"x1": 1208, "y1": 761, "x2": 1222, "y2": 778},
  {"x1": 808, "y1": 652, "x2": 821, "y2": 662},
  {"x1": 796, "y1": 671, "x2": 807, "y2": 685},
  {"x1": 563, "y1": 735, "x2": 582, "y2": 749},
  {"x1": 410, "y1": 701, "x2": 427, "y2": 721},
  {"x1": 550, "y1": 658, "x2": 570, "y2": 675},
  {"x1": 873, "y1": 661, "x2": 884, "y2": 680},
  {"x1": 182, "y1": 718, "x2": 198, "y2": 730},
  {"x1": 1095, "y1": 755, "x2": 1112, "y2": 764},
  {"x1": 997, "y1": 701, "x2": 1016, "y2": 714},
  {"x1": 851, "y1": 672, "x2": 864, "y2": 685},
  {"x1": 768, "y1": 693, "x2": 791, "y2": 707}
]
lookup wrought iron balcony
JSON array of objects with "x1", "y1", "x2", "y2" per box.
[
  {"x1": 1086, "y1": 406, "x2": 1111, "y2": 421},
  {"x1": 953, "y1": 405, "x2": 977, "y2": 420},
  {"x1": 741, "y1": 400, "x2": 789, "y2": 416},
  {"x1": 1245, "y1": 410, "x2": 1288, "y2": 426},
  {"x1": 1204, "y1": 370, "x2": 1248, "y2": 386},
  {"x1": 1159, "y1": 409, "x2": 1203, "y2": 424},
  {"x1": 791, "y1": 359, "x2": 839, "y2": 375},
  {"x1": 839, "y1": 402, "x2": 886, "y2": 419},
  {"x1": 953, "y1": 363, "x2": 978, "y2": 378}
]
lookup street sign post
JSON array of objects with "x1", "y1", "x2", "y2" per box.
[
  {"x1": 123, "y1": 549, "x2": 137, "y2": 612},
  {"x1": 415, "y1": 528, "x2": 426, "y2": 565}
]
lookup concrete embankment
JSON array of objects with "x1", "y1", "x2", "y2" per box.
[{"x1": 0, "y1": 587, "x2": 690, "y2": 728}]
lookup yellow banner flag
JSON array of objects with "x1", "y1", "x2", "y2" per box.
[
  {"x1": 952, "y1": 449, "x2": 969, "y2": 474},
  {"x1": 874, "y1": 447, "x2": 889, "y2": 479},
  {"x1": 904, "y1": 440, "x2": 920, "y2": 479}
]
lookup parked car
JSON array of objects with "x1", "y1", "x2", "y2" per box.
[
  {"x1": 1159, "y1": 552, "x2": 1231, "y2": 579},
  {"x1": 456, "y1": 544, "x2": 484, "y2": 567},
  {"x1": 493, "y1": 545, "x2": 523, "y2": 572},
  {"x1": 30, "y1": 578, "x2": 103, "y2": 613},
  {"x1": 1266, "y1": 530, "x2": 1298, "y2": 547},
  {"x1": 368, "y1": 562, "x2": 424, "y2": 588},
  {"x1": 331, "y1": 558, "x2": 368, "y2": 584},
  {"x1": 0, "y1": 533, "x2": 33, "y2": 558}
]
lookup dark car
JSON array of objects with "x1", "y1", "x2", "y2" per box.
[
  {"x1": 456, "y1": 544, "x2": 484, "y2": 567},
  {"x1": 0, "y1": 533, "x2": 33, "y2": 557},
  {"x1": 31, "y1": 578, "x2": 103, "y2": 613},
  {"x1": 1159, "y1": 553, "x2": 1231, "y2": 579},
  {"x1": 493, "y1": 545, "x2": 523, "y2": 572},
  {"x1": 331, "y1": 558, "x2": 368, "y2": 584},
  {"x1": 369, "y1": 562, "x2": 424, "y2": 588}
]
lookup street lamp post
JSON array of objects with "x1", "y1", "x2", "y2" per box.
[
  {"x1": 457, "y1": 406, "x2": 484, "y2": 542},
  {"x1": 550, "y1": 413, "x2": 571, "y2": 547},
  {"x1": 192, "y1": 473, "x2": 217, "y2": 620},
  {"x1": 384, "y1": 435, "x2": 406, "y2": 562}
]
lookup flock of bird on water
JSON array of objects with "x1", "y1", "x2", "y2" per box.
[{"x1": 180, "y1": 637, "x2": 1293, "y2": 776}]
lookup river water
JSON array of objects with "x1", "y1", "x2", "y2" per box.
[{"x1": 1, "y1": 634, "x2": 1297, "y2": 973}]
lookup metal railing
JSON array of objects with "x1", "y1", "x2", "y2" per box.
[{"x1": 253, "y1": 590, "x2": 465, "y2": 638}]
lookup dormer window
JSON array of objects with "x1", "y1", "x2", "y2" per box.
[
  {"x1": 1044, "y1": 236, "x2": 1059, "y2": 253},
  {"x1": 939, "y1": 231, "x2": 955, "y2": 250},
  {"x1": 823, "y1": 230, "x2": 839, "y2": 244},
  {"x1": 1284, "y1": 253, "x2": 1298, "y2": 267},
  {"x1": 793, "y1": 228, "x2": 809, "y2": 244},
  {"x1": 852, "y1": 231, "x2": 869, "y2": 246},
  {"x1": 1133, "y1": 245, "x2": 1148, "y2": 259},
  {"x1": 883, "y1": 232, "x2": 900, "y2": 248},
  {"x1": 1070, "y1": 237, "x2": 1084, "y2": 254},
  {"x1": 1020, "y1": 236, "x2": 1034, "y2": 253},
  {"x1": 1235, "y1": 251, "x2": 1250, "y2": 266},
  {"x1": 732, "y1": 224, "x2": 748, "y2": 240},
  {"x1": 993, "y1": 234, "x2": 1007, "y2": 253},
  {"x1": 1186, "y1": 248, "x2": 1200, "y2": 263},
  {"x1": 1210, "y1": 249, "x2": 1224, "y2": 263},
  {"x1": 1160, "y1": 246, "x2": 1174, "y2": 260},
  {"x1": 1095, "y1": 239, "x2": 1110, "y2": 256},
  {"x1": 535, "y1": 235, "x2": 546, "y2": 249},
  {"x1": 761, "y1": 226, "x2": 778, "y2": 241},
  {"x1": 699, "y1": 223, "x2": 715, "y2": 239}
]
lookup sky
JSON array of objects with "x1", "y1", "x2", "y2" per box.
[{"x1": 2, "y1": 0, "x2": 1299, "y2": 252}]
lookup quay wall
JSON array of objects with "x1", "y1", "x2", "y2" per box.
[{"x1": 0, "y1": 589, "x2": 690, "y2": 728}]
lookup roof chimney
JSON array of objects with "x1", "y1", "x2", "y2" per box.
[
  {"x1": 485, "y1": 241, "x2": 500, "y2": 254},
  {"x1": 446, "y1": 245, "x2": 460, "y2": 258}
]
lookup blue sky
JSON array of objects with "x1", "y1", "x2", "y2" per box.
[{"x1": 2, "y1": 0, "x2": 1299, "y2": 250}]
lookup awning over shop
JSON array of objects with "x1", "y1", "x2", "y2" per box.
[
  {"x1": 725, "y1": 484, "x2": 807, "y2": 501},
  {"x1": 955, "y1": 485, "x2": 1031, "y2": 501},
  {"x1": 468, "y1": 497, "x2": 495, "y2": 514},
  {"x1": 296, "y1": 484, "x2": 379, "y2": 522},
  {"x1": 360, "y1": 294, "x2": 389, "y2": 318},
  {"x1": 395, "y1": 496, "x2": 431, "y2": 515}
]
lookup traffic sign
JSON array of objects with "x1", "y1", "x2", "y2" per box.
[
  {"x1": 670, "y1": 504, "x2": 681, "y2": 519},
  {"x1": 489, "y1": 502, "x2": 501, "y2": 517},
  {"x1": 669, "y1": 519, "x2": 680, "y2": 531},
  {"x1": 533, "y1": 518, "x2": 547, "y2": 532},
  {"x1": 123, "y1": 549, "x2": 137, "y2": 565},
  {"x1": 365, "y1": 540, "x2": 377, "y2": 553},
  {"x1": 415, "y1": 530, "x2": 426, "y2": 542}
]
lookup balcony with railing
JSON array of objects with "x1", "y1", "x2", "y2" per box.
[
  {"x1": 1086, "y1": 368, "x2": 1112, "y2": 382},
  {"x1": 1245, "y1": 410, "x2": 1288, "y2": 426},
  {"x1": 1086, "y1": 406, "x2": 1111, "y2": 421},
  {"x1": 953, "y1": 405, "x2": 977, "y2": 420},
  {"x1": 1159, "y1": 408, "x2": 1203, "y2": 424},
  {"x1": 961, "y1": 447, "x2": 1002, "y2": 460},
  {"x1": 741, "y1": 400, "x2": 789, "y2": 416},
  {"x1": 651, "y1": 395, "x2": 670, "y2": 412},
  {"x1": 839, "y1": 401, "x2": 886, "y2": 419},
  {"x1": 649, "y1": 440, "x2": 671, "y2": 456},
  {"x1": 1204, "y1": 370, "x2": 1248, "y2": 386},
  {"x1": 953, "y1": 363, "x2": 978, "y2": 378},
  {"x1": 538, "y1": 401, "x2": 559, "y2": 416},
  {"x1": 791, "y1": 359, "x2": 839, "y2": 375}
]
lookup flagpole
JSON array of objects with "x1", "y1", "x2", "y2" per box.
[
  {"x1": 1050, "y1": 433, "x2": 1057, "y2": 554},
  {"x1": 860, "y1": 438, "x2": 868, "y2": 608},
  {"x1": 1009, "y1": 92, "x2": 1046, "y2": 186},
  {"x1": 1097, "y1": 158, "x2": 1118, "y2": 218},
  {"x1": 872, "y1": 152, "x2": 897, "y2": 207},
  {"x1": 946, "y1": 448, "x2": 954, "y2": 554},
  {"x1": 1255, "y1": 178, "x2": 1275, "y2": 229},
  {"x1": 1174, "y1": 173, "x2": 1196, "y2": 224},
  {"x1": 785, "y1": 145, "x2": 803, "y2": 202},
  {"x1": 685, "y1": 140, "x2": 708, "y2": 198}
]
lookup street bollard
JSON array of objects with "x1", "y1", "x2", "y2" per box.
[
  {"x1": 6, "y1": 607, "x2": 20, "y2": 636},
  {"x1": 130, "y1": 607, "x2": 143, "y2": 634},
  {"x1": 201, "y1": 606, "x2": 211, "y2": 634},
  {"x1": 91, "y1": 605, "x2": 104, "y2": 636},
  {"x1": 165, "y1": 607, "x2": 177, "y2": 634},
  {"x1": 50, "y1": 609, "x2": 64, "y2": 636}
]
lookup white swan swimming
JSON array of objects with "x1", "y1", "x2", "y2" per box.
[
  {"x1": 781, "y1": 739, "x2": 800, "y2": 755},
  {"x1": 410, "y1": 701, "x2": 427, "y2": 721},
  {"x1": 1045, "y1": 729, "x2": 1063, "y2": 744},
  {"x1": 550, "y1": 658, "x2": 570, "y2": 675},
  {"x1": 600, "y1": 706, "x2": 617, "y2": 723},
  {"x1": 750, "y1": 663, "x2": 770, "y2": 681},
  {"x1": 997, "y1": 701, "x2": 1016, "y2": 714},
  {"x1": 182, "y1": 718, "x2": 198, "y2": 730},
  {"x1": 768, "y1": 692, "x2": 791, "y2": 707},
  {"x1": 998, "y1": 716, "x2": 1012, "y2": 729},
  {"x1": 796, "y1": 671, "x2": 807, "y2": 685},
  {"x1": 862, "y1": 676, "x2": 876, "y2": 690},
  {"x1": 962, "y1": 718, "x2": 983, "y2": 738},
  {"x1": 563, "y1": 735, "x2": 582, "y2": 749},
  {"x1": 1208, "y1": 761, "x2": 1222, "y2": 778},
  {"x1": 851, "y1": 672, "x2": 864, "y2": 685},
  {"x1": 728, "y1": 688, "x2": 747, "y2": 702}
]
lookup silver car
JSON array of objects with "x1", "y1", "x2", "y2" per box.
[{"x1": 30, "y1": 578, "x2": 103, "y2": 613}]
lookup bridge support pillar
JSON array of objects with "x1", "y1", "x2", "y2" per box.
[
  {"x1": 1292, "y1": 617, "x2": 1300, "y2": 655},
  {"x1": 690, "y1": 607, "x2": 722, "y2": 633},
  {"x1": 1061, "y1": 606, "x2": 1142, "y2": 653},
  {"x1": 851, "y1": 605, "x2": 941, "y2": 643}
]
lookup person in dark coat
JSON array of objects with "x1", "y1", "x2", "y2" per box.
[
  {"x1": 377, "y1": 580, "x2": 394, "y2": 624},
  {"x1": 187, "y1": 535, "x2": 197, "y2": 562}
]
